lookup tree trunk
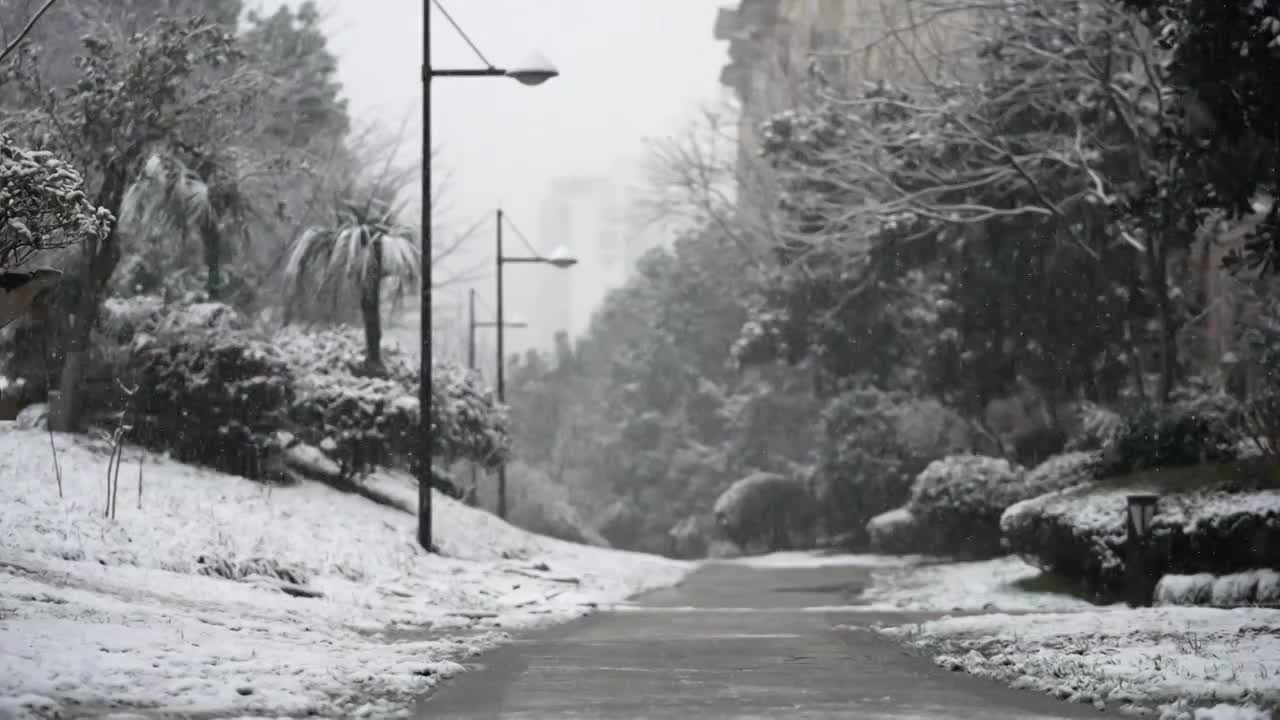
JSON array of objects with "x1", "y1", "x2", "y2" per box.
[
  {"x1": 201, "y1": 218, "x2": 222, "y2": 300},
  {"x1": 1146, "y1": 237, "x2": 1177, "y2": 404},
  {"x1": 49, "y1": 230, "x2": 122, "y2": 432},
  {"x1": 360, "y1": 236, "x2": 384, "y2": 373},
  {"x1": 49, "y1": 173, "x2": 127, "y2": 433}
]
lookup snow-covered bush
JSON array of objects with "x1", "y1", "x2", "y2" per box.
[
  {"x1": 598, "y1": 500, "x2": 643, "y2": 549},
  {"x1": 713, "y1": 471, "x2": 818, "y2": 553},
  {"x1": 1100, "y1": 394, "x2": 1240, "y2": 478},
  {"x1": 866, "y1": 506, "x2": 941, "y2": 555},
  {"x1": 906, "y1": 454, "x2": 1026, "y2": 558},
  {"x1": 1155, "y1": 569, "x2": 1280, "y2": 608},
  {"x1": 90, "y1": 301, "x2": 509, "y2": 481},
  {"x1": 667, "y1": 514, "x2": 712, "y2": 559},
  {"x1": 1002, "y1": 475, "x2": 1280, "y2": 603},
  {"x1": 130, "y1": 320, "x2": 294, "y2": 479},
  {"x1": 1024, "y1": 450, "x2": 1102, "y2": 497},
  {"x1": 279, "y1": 327, "x2": 508, "y2": 473},
  {"x1": 1065, "y1": 402, "x2": 1124, "y2": 452},
  {"x1": 505, "y1": 462, "x2": 608, "y2": 547},
  {"x1": 814, "y1": 388, "x2": 974, "y2": 548}
]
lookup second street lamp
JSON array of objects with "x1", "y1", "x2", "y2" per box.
[
  {"x1": 467, "y1": 287, "x2": 527, "y2": 375},
  {"x1": 494, "y1": 208, "x2": 576, "y2": 519},
  {"x1": 467, "y1": 287, "x2": 525, "y2": 509},
  {"x1": 420, "y1": 0, "x2": 559, "y2": 550}
]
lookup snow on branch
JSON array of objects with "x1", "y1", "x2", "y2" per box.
[
  {"x1": 759, "y1": 0, "x2": 1164, "y2": 264},
  {"x1": 0, "y1": 134, "x2": 110, "y2": 269}
]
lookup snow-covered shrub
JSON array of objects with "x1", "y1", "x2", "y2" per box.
[
  {"x1": 1002, "y1": 477, "x2": 1280, "y2": 603},
  {"x1": 1155, "y1": 569, "x2": 1280, "y2": 607},
  {"x1": 505, "y1": 462, "x2": 608, "y2": 547},
  {"x1": 713, "y1": 471, "x2": 818, "y2": 553},
  {"x1": 906, "y1": 454, "x2": 1026, "y2": 558},
  {"x1": 278, "y1": 327, "x2": 508, "y2": 474},
  {"x1": 111, "y1": 304, "x2": 509, "y2": 482},
  {"x1": 814, "y1": 388, "x2": 974, "y2": 548},
  {"x1": 1100, "y1": 397, "x2": 1240, "y2": 478},
  {"x1": 130, "y1": 321, "x2": 294, "y2": 479},
  {"x1": 866, "y1": 506, "x2": 941, "y2": 555},
  {"x1": 667, "y1": 514, "x2": 712, "y2": 559},
  {"x1": 429, "y1": 362, "x2": 510, "y2": 467},
  {"x1": 1024, "y1": 451, "x2": 1102, "y2": 497},
  {"x1": 1066, "y1": 402, "x2": 1125, "y2": 452}
]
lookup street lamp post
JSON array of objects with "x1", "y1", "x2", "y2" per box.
[
  {"x1": 466, "y1": 287, "x2": 525, "y2": 510},
  {"x1": 420, "y1": 1, "x2": 559, "y2": 550},
  {"x1": 467, "y1": 288, "x2": 527, "y2": 374},
  {"x1": 494, "y1": 208, "x2": 577, "y2": 519}
]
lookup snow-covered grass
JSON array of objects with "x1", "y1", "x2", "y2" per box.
[
  {"x1": 0, "y1": 429, "x2": 689, "y2": 719},
  {"x1": 879, "y1": 606, "x2": 1280, "y2": 718},
  {"x1": 858, "y1": 555, "x2": 1103, "y2": 612}
]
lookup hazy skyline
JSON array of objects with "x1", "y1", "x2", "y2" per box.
[{"x1": 256, "y1": 0, "x2": 732, "y2": 333}]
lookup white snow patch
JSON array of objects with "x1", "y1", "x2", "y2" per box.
[
  {"x1": 858, "y1": 556, "x2": 1104, "y2": 612},
  {"x1": 1157, "y1": 570, "x2": 1280, "y2": 608},
  {"x1": 0, "y1": 429, "x2": 690, "y2": 718},
  {"x1": 881, "y1": 605, "x2": 1280, "y2": 716}
]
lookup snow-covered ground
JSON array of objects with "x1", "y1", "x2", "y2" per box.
[
  {"x1": 858, "y1": 556, "x2": 1102, "y2": 612},
  {"x1": 721, "y1": 550, "x2": 930, "y2": 570},
  {"x1": 0, "y1": 428, "x2": 689, "y2": 719},
  {"x1": 878, "y1": 606, "x2": 1280, "y2": 719}
]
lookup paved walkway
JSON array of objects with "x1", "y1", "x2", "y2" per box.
[{"x1": 418, "y1": 561, "x2": 1105, "y2": 719}]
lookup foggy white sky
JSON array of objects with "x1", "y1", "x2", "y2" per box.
[{"x1": 256, "y1": 0, "x2": 731, "y2": 298}]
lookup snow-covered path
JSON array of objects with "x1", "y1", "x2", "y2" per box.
[{"x1": 421, "y1": 559, "x2": 1102, "y2": 719}]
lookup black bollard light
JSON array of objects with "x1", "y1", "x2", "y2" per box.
[{"x1": 1124, "y1": 494, "x2": 1160, "y2": 607}]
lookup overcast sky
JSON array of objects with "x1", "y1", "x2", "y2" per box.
[{"x1": 258, "y1": 0, "x2": 730, "y2": 272}]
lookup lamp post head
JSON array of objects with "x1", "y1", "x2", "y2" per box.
[
  {"x1": 546, "y1": 245, "x2": 577, "y2": 269},
  {"x1": 506, "y1": 52, "x2": 559, "y2": 86},
  {"x1": 1126, "y1": 494, "x2": 1159, "y2": 538}
]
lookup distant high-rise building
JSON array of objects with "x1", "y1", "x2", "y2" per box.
[{"x1": 504, "y1": 176, "x2": 667, "y2": 355}]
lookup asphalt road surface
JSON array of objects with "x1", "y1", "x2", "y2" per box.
[{"x1": 417, "y1": 560, "x2": 1105, "y2": 719}]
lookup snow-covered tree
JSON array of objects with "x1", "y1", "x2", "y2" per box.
[
  {"x1": 283, "y1": 188, "x2": 421, "y2": 373},
  {"x1": 0, "y1": 133, "x2": 108, "y2": 270}
]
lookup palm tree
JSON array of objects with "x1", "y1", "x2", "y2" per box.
[
  {"x1": 282, "y1": 187, "x2": 421, "y2": 373},
  {"x1": 118, "y1": 153, "x2": 223, "y2": 299}
]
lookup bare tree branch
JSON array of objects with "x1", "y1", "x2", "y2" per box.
[{"x1": 0, "y1": 0, "x2": 59, "y2": 67}]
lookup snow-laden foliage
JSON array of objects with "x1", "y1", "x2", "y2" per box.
[
  {"x1": 867, "y1": 447, "x2": 1095, "y2": 557},
  {"x1": 1067, "y1": 402, "x2": 1126, "y2": 452},
  {"x1": 1100, "y1": 393, "x2": 1241, "y2": 478},
  {"x1": 1002, "y1": 471, "x2": 1280, "y2": 602},
  {"x1": 1113, "y1": 0, "x2": 1280, "y2": 275},
  {"x1": 814, "y1": 387, "x2": 976, "y2": 548},
  {"x1": 130, "y1": 317, "x2": 294, "y2": 479},
  {"x1": 866, "y1": 506, "x2": 940, "y2": 556},
  {"x1": 0, "y1": 134, "x2": 110, "y2": 269},
  {"x1": 93, "y1": 300, "x2": 508, "y2": 480},
  {"x1": 751, "y1": 0, "x2": 1163, "y2": 410},
  {"x1": 503, "y1": 222, "x2": 821, "y2": 554},
  {"x1": 1024, "y1": 451, "x2": 1103, "y2": 498},
  {"x1": 667, "y1": 514, "x2": 712, "y2": 560},
  {"x1": 712, "y1": 471, "x2": 818, "y2": 553},
  {"x1": 907, "y1": 455, "x2": 1027, "y2": 558},
  {"x1": 278, "y1": 327, "x2": 508, "y2": 473},
  {"x1": 504, "y1": 462, "x2": 609, "y2": 548}
]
